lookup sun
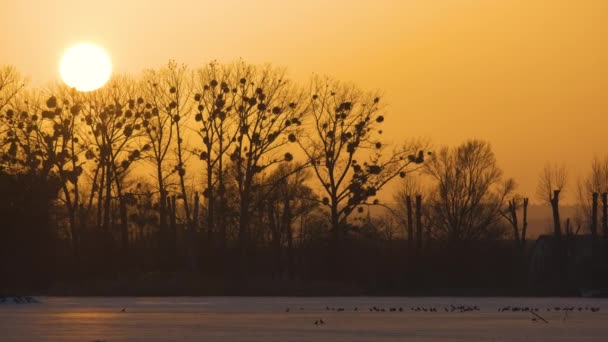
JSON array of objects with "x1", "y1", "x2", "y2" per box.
[{"x1": 60, "y1": 42, "x2": 112, "y2": 92}]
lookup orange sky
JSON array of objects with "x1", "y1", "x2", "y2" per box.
[{"x1": 1, "y1": 0, "x2": 608, "y2": 202}]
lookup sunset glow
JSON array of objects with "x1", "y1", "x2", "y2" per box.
[{"x1": 59, "y1": 43, "x2": 112, "y2": 91}]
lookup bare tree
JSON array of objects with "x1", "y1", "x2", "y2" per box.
[
  {"x1": 193, "y1": 62, "x2": 244, "y2": 249},
  {"x1": 80, "y1": 76, "x2": 146, "y2": 258},
  {"x1": 261, "y1": 163, "x2": 317, "y2": 277},
  {"x1": 536, "y1": 162, "x2": 567, "y2": 239},
  {"x1": 425, "y1": 140, "x2": 514, "y2": 242},
  {"x1": 142, "y1": 61, "x2": 198, "y2": 269},
  {"x1": 299, "y1": 77, "x2": 424, "y2": 243},
  {"x1": 393, "y1": 176, "x2": 425, "y2": 246},
  {"x1": 0, "y1": 66, "x2": 25, "y2": 113},
  {"x1": 218, "y1": 63, "x2": 307, "y2": 252},
  {"x1": 501, "y1": 196, "x2": 529, "y2": 250},
  {"x1": 576, "y1": 155, "x2": 608, "y2": 238},
  {"x1": 140, "y1": 62, "x2": 185, "y2": 268}
]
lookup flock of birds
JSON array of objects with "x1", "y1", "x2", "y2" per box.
[
  {"x1": 497, "y1": 305, "x2": 601, "y2": 313},
  {"x1": 282, "y1": 304, "x2": 602, "y2": 326},
  {"x1": 0, "y1": 295, "x2": 39, "y2": 304}
]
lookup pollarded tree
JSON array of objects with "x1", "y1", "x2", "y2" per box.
[
  {"x1": 576, "y1": 155, "x2": 608, "y2": 238},
  {"x1": 298, "y1": 77, "x2": 425, "y2": 242},
  {"x1": 425, "y1": 140, "x2": 514, "y2": 242},
  {"x1": 536, "y1": 162, "x2": 568, "y2": 239},
  {"x1": 500, "y1": 195, "x2": 529, "y2": 250},
  {"x1": 393, "y1": 176, "x2": 426, "y2": 247}
]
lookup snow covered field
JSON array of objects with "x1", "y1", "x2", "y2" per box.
[{"x1": 1, "y1": 296, "x2": 608, "y2": 341}]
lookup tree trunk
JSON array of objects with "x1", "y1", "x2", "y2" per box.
[
  {"x1": 550, "y1": 190, "x2": 562, "y2": 240},
  {"x1": 206, "y1": 158, "x2": 214, "y2": 243},
  {"x1": 602, "y1": 192, "x2": 607, "y2": 240},
  {"x1": 103, "y1": 164, "x2": 112, "y2": 231},
  {"x1": 169, "y1": 195, "x2": 177, "y2": 268},
  {"x1": 415, "y1": 195, "x2": 423, "y2": 250},
  {"x1": 508, "y1": 199, "x2": 520, "y2": 243},
  {"x1": 189, "y1": 192, "x2": 200, "y2": 272},
  {"x1": 406, "y1": 195, "x2": 413, "y2": 248},
  {"x1": 156, "y1": 165, "x2": 169, "y2": 269},
  {"x1": 591, "y1": 192, "x2": 599, "y2": 239},
  {"x1": 268, "y1": 204, "x2": 281, "y2": 276},
  {"x1": 521, "y1": 198, "x2": 529, "y2": 250},
  {"x1": 282, "y1": 194, "x2": 293, "y2": 278}
]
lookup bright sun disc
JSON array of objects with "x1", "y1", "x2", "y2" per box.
[{"x1": 60, "y1": 43, "x2": 112, "y2": 92}]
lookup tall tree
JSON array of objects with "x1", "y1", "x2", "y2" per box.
[
  {"x1": 217, "y1": 63, "x2": 307, "y2": 252},
  {"x1": 298, "y1": 77, "x2": 424, "y2": 242},
  {"x1": 141, "y1": 62, "x2": 191, "y2": 269},
  {"x1": 425, "y1": 140, "x2": 514, "y2": 242},
  {"x1": 80, "y1": 77, "x2": 146, "y2": 258},
  {"x1": 0, "y1": 66, "x2": 24, "y2": 113},
  {"x1": 193, "y1": 62, "x2": 243, "y2": 249}
]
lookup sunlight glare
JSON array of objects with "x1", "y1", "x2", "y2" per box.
[{"x1": 59, "y1": 42, "x2": 112, "y2": 92}]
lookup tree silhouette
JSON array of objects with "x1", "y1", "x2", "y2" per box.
[
  {"x1": 425, "y1": 140, "x2": 514, "y2": 242},
  {"x1": 144, "y1": 61, "x2": 199, "y2": 270},
  {"x1": 537, "y1": 162, "x2": 567, "y2": 239},
  {"x1": 0, "y1": 66, "x2": 24, "y2": 114},
  {"x1": 501, "y1": 196, "x2": 529, "y2": 250},
  {"x1": 261, "y1": 163, "x2": 317, "y2": 277},
  {"x1": 576, "y1": 155, "x2": 608, "y2": 238},
  {"x1": 298, "y1": 77, "x2": 424, "y2": 243},
  {"x1": 140, "y1": 63, "x2": 181, "y2": 267},
  {"x1": 212, "y1": 63, "x2": 307, "y2": 253},
  {"x1": 192, "y1": 62, "x2": 244, "y2": 250},
  {"x1": 393, "y1": 177, "x2": 425, "y2": 248},
  {"x1": 79, "y1": 77, "x2": 146, "y2": 258}
]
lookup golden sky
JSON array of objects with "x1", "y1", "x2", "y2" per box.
[{"x1": 1, "y1": 0, "x2": 608, "y2": 201}]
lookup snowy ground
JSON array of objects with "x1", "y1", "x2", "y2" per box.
[{"x1": 1, "y1": 297, "x2": 608, "y2": 341}]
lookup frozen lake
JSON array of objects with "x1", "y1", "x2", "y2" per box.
[{"x1": 1, "y1": 297, "x2": 608, "y2": 341}]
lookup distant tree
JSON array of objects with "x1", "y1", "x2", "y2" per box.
[
  {"x1": 501, "y1": 195, "x2": 529, "y2": 250},
  {"x1": 299, "y1": 77, "x2": 425, "y2": 243},
  {"x1": 576, "y1": 155, "x2": 608, "y2": 238},
  {"x1": 0, "y1": 66, "x2": 25, "y2": 113},
  {"x1": 536, "y1": 162, "x2": 568, "y2": 239},
  {"x1": 425, "y1": 140, "x2": 514, "y2": 242},
  {"x1": 261, "y1": 163, "x2": 318, "y2": 277},
  {"x1": 393, "y1": 176, "x2": 426, "y2": 247}
]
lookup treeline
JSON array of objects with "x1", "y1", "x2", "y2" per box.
[{"x1": 0, "y1": 62, "x2": 606, "y2": 295}]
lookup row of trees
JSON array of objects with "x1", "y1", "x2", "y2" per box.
[
  {"x1": 0, "y1": 62, "x2": 425, "y2": 280},
  {"x1": 1, "y1": 62, "x2": 606, "y2": 293}
]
